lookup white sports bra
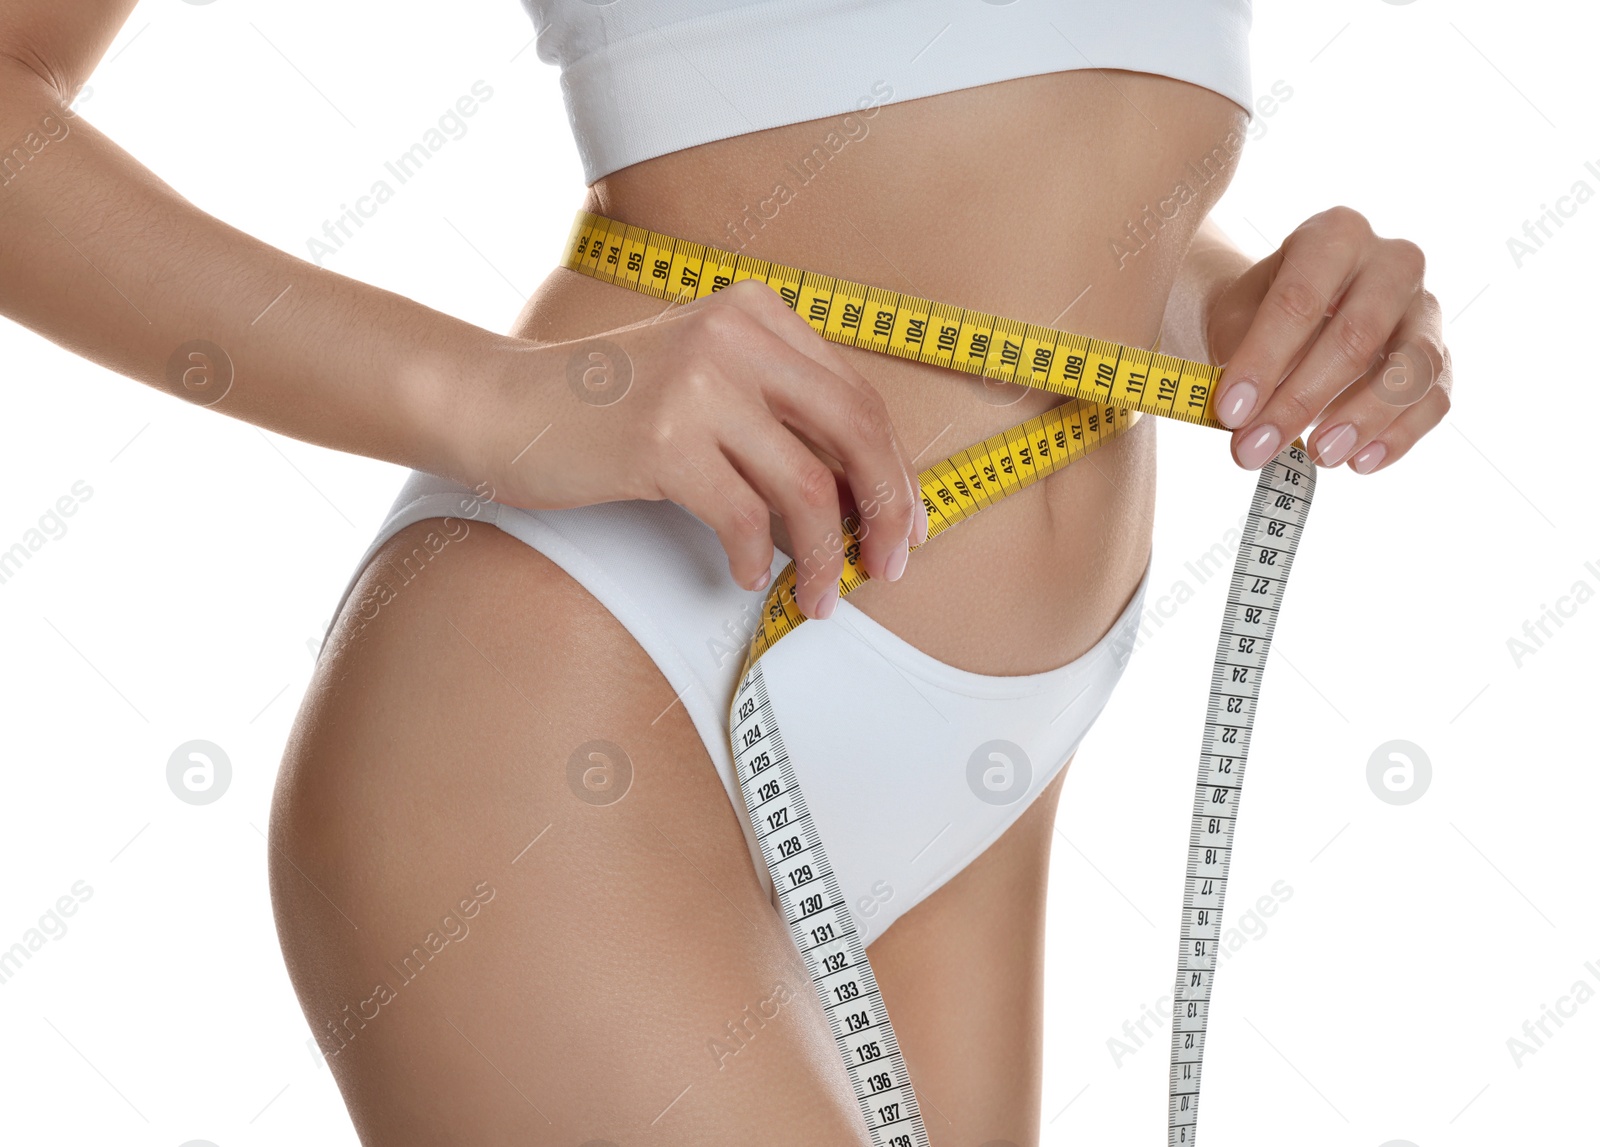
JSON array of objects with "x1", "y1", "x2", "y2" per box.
[{"x1": 523, "y1": 0, "x2": 1254, "y2": 185}]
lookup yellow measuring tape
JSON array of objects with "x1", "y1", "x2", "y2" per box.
[
  {"x1": 562, "y1": 209, "x2": 1234, "y2": 675},
  {"x1": 561, "y1": 209, "x2": 1310, "y2": 1147}
]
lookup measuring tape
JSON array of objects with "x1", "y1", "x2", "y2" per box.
[
  {"x1": 1165, "y1": 445, "x2": 1314, "y2": 1144},
  {"x1": 563, "y1": 210, "x2": 1316, "y2": 1145}
]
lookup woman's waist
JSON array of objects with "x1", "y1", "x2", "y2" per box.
[
  {"x1": 529, "y1": 178, "x2": 1187, "y2": 533},
  {"x1": 513, "y1": 72, "x2": 1238, "y2": 668},
  {"x1": 515, "y1": 286, "x2": 1165, "y2": 674},
  {"x1": 821, "y1": 401, "x2": 1157, "y2": 676},
  {"x1": 521, "y1": 261, "x2": 1159, "y2": 607}
]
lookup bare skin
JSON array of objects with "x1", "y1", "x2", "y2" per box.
[
  {"x1": 274, "y1": 71, "x2": 1238, "y2": 1146},
  {"x1": 277, "y1": 512, "x2": 1070, "y2": 1144},
  {"x1": 1, "y1": 4, "x2": 1452, "y2": 1144}
]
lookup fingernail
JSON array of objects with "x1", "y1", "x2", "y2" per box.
[
  {"x1": 1236, "y1": 424, "x2": 1282, "y2": 470},
  {"x1": 1351, "y1": 442, "x2": 1387, "y2": 474},
  {"x1": 753, "y1": 569, "x2": 771, "y2": 591},
  {"x1": 1314, "y1": 423, "x2": 1358, "y2": 468},
  {"x1": 885, "y1": 540, "x2": 908, "y2": 583},
  {"x1": 812, "y1": 589, "x2": 837, "y2": 620},
  {"x1": 1218, "y1": 380, "x2": 1257, "y2": 429},
  {"x1": 913, "y1": 496, "x2": 929, "y2": 547}
]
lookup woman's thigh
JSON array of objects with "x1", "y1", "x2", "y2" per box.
[
  {"x1": 270, "y1": 516, "x2": 872, "y2": 1145},
  {"x1": 869, "y1": 764, "x2": 1068, "y2": 1147},
  {"x1": 271, "y1": 513, "x2": 1067, "y2": 1146}
]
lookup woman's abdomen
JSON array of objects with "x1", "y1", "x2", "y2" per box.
[{"x1": 513, "y1": 69, "x2": 1248, "y2": 674}]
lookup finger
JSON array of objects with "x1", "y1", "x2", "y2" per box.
[
  {"x1": 767, "y1": 467, "x2": 855, "y2": 560},
  {"x1": 1238, "y1": 239, "x2": 1427, "y2": 468},
  {"x1": 735, "y1": 330, "x2": 919, "y2": 584},
  {"x1": 650, "y1": 436, "x2": 775, "y2": 592},
  {"x1": 720, "y1": 417, "x2": 851, "y2": 620},
  {"x1": 1346, "y1": 378, "x2": 1451, "y2": 474},
  {"x1": 719, "y1": 281, "x2": 927, "y2": 546},
  {"x1": 1303, "y1": 288, "x2": 1447, "y2": 469},
  {"x1": 1214, "y1": 209, "x2": 1368, "y2": 433}
]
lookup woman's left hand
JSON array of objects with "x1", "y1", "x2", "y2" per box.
[{"x1": 1203, "y1": 205, "x2": 1453, "y2": 473}]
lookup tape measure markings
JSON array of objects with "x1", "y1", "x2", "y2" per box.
[
  {"x1": 565, "y1": 211, "x2": 1224, "y2": 428},
  {"x1": 740, "y1": 400, "x2": 1138, "y2": 676},
  {"x1": 1168, "y1": 443, "x2": 1315, "y2": 1146},
  {"x1": 732, "y1": 664, "x2": 926, "y2": 1144}
]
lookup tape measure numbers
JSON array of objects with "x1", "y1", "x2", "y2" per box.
[
  {"x1": 1167, "y1": 443, "x2": 1315, "y2": 1145},
  {"x1": 562, "y1": 210, "x2": 1317, "y2": 1147}
]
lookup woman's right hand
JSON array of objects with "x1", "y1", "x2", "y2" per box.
[{"x1": 480, "y1": 278, "x2": 928, "y2": 621}]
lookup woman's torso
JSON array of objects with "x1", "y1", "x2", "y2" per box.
[{"x1": 512, "y1": 70, "x2": 1246, "y2": 674}]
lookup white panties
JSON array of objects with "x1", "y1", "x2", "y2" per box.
[{"x1": 323, "y1": 469, "x2": 1149, "y2": 946}]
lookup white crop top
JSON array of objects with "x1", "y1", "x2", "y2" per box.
[{"x1": 523, "y1": 0, "x2": 1254, "y2": 185}]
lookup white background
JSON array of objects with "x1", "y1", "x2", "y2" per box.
[{"x1": 0, "y1": 1, "x2": 1593, "y2": 1144}]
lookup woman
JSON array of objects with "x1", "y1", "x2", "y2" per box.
[{"x1": 0, "y1": 1, "x2": 1450, "y2": 1143}]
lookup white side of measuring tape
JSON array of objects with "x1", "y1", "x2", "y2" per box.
[
  {"x1": 1169, "y1": 441, "x2": 1317, "y2": 1145},
  {"x1": 731, "y1": 665, "x2": 930, "y2": 1147}
]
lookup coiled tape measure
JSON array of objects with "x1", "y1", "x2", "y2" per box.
[{"x1": 564, "y1": 210, "x2": 1317, "y2": 1146}]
